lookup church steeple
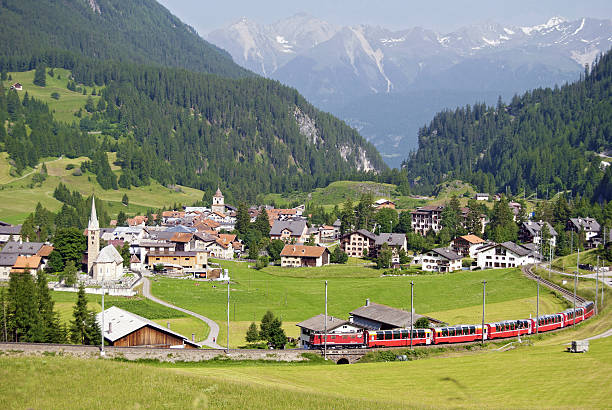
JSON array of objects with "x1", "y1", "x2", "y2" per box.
[{"x1": 88, "y1": 196, "x2": 99, "y2": 230}]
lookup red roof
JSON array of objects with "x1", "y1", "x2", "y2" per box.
[{"x1": 280, "y1": 245, "x2": 327, "y2": 258}]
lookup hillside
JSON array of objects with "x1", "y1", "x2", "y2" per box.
[
  {"x1": 403, "y1": 49, "x2": 612, "y2": 201},
  {"x1": 0, "y1": 0, "x2": 247, "y2": 78},
  {"x1": 0, "y1": 0, "x2": 387, "y2": 202}
]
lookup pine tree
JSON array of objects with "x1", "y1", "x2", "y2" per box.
[
  {"x1": 253, "y1": 208, "x2": 270, "y2": 236},
  {"x1": 122, "y1": 193, "x2": 129, "y2": 206},
  {"x1": 33, "y1": 64, "x2": 47, "y2": 87},
  {"x1": 70, "y1": 283, "x2": 89, "y2": 344},
  {"x1": 486, "y1": 196, "x2": 518, "y2": 243},
  {"x1": 245, "y1": 322, "x2": 259, "y2": 344},
  {"x1": 235, "y1": 202, "x2": 250, "y2": 236},
  {"x1": 7, "y1": 272, "x2": 42, "y2": 342},
  {"x1": 340, "y1": 198, "x2": 355, "y2": 235},
  {"x1": 36, "y1": 272, "x2": 64, "y2": 343}
]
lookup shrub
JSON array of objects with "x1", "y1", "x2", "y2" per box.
[
  {"x1": 51, "y1": 92, "x2": 60, "y2": 100},
  {"x1": 65, "y1": 164, "x2": 75, "y2": 170},
  {"x1": 72, "y1": 168, "x2": 82, "y2": 176}
]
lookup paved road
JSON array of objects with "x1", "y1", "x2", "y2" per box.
[
  {"x1": 538, "y1": 264, "x2": 612, "y2": 288},
  {"x1": 142, "y1": 277, "x2": 223, "y2": 349}
]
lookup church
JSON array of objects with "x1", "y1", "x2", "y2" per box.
[{"x1": 88, "y1": 198, "x2": 124, "y2": 281}]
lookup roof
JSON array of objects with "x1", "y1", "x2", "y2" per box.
[
  {"x1": 36, "y1": 245, "x2": 54, "y2": 257},
  {"x1": 296, "y1": 314, "x2": 349, "y2": 332},
  {"x1": 218, "y1": 233, "x2": 236, "y2": 243},
  {"x1": 270, "y1": 219, "x2": 307, "y2": 236},
  {"x1": 214, "y1": 188, "x2": 223, "y2": 198},
  {"x1": 375, "y1": 199, "x2": 395, "y2": 205},
  {"x1": 0, "y1": 224, "x2": 22, "y2": 236},
  {"x1": 375, "y1": 233, "x2": 406, "y2": 247},
  {"x1": 96, "y1": 306, "x2": 200, "y2": 347},
  {"x1": 569, "y1": 218, "x2": 600, "y2": 232},
  {"x1": 411, "y1": 205, "x2": 444, "y2": 214},
  {"x1": 342, "y1": 229, "x2": 378, "y2": 241},
  {"x1": 170, "y1": 232, "x2": 193, "y2": 243},
  {"x1": 0, "y1": 241, "x2": 45, "y2": 255},
  {"x1": 0, "y1": 253, "x2": 18, "y2": 267},
  {"x1": 88, "y1": 197, "x2": 99, "y2": 230},
  {"x1": 130, "y1": 255, "x2": 141, "y2": 263},
  {"x1": 280, "y1": 245, "x2": 328, "y2": 258},
  {"x1": 458, "y1": 234, "x2": 485, "y2": 245},
  {"x1": 147, "y1": 251, "x2": 205, "y2": 258},
  {"x1": 350, "y1": 302, "x2": 426, "y2": 328},
  {"x1": 522, "y1": 221, "x2": 558, "y2": 237},
  {"x1": 96, "y1": 245, "x2": 124, "y2": 264},
  {"x1": 13, "y1": 255, "x2": 42, "y2": 270},
  {"x1": 431, "y1": 248, "x2": 462, "y2": 260}
]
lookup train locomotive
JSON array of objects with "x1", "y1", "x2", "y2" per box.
[{"x1": 308, "y1": 302, "x2": 594, "y2": 349}]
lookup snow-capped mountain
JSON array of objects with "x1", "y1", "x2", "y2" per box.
[{"x1": 208, "y1": 15, "x2": 612, "y2": 167}]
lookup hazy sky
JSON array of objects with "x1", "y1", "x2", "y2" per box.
[{"x1": 157, "y1": 0, "x2": 612, "y2": 35}]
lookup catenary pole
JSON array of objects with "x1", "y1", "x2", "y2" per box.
[
  {"x1": 536, "y1": 274, "x2": 540, "y2": 334},
  {"x1": 324, "y1": 280, "x2": 328, "y2": 361},
  {"x1": 574, "y1": 248, "x2": 578, "y2": 327},
  {"x1": 227, "y1": 279, "x2": 230, "y2": 352},
  {"x1": 596, "y1": 255, "x2": 600, "y2": 315},
  {"x1": 410, "y1": 281, "x2": 414, "y2": 350},
  {"x1": 101, "y1": 276, "x2": 105, "y2": 356},
  {"x1": 481, "y1": 280, "x2": 486, "y2": 345}
]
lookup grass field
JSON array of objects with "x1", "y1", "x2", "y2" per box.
[
  {"x1": 151, "y1": 261, "x2": 566, "y2": 348},
  {"x1": 551, "y1": 249, "x2": 610, "y2": 275},
  {"x1": 0, "y1": 153, "x2": 205, "y2": 222},
  {"x1": 6, "y1": 68, "x2": 102, "y2": 123}
]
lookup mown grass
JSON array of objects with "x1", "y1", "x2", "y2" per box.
[
  {"x1": 552, "y1": 249, "x2": 609, "y2": 275},
  {"x1": 152, "y1": 262, "x2": 564, "y2": 348},
  {"x1": 6, "y1": 68, "x2": 101, "y2": 123}
]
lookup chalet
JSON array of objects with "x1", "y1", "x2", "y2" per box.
[
  {"x1": 270, "y1": 219, "x2": 308, "y2": 243},
  {"x1": 296, "y1": 314, "x2": 363, "y2": 349},
  {"x1": 567, "y1": 218, "x2": 600, "y2": 243},
  {"x1": 126, "y1": 215, "x2": 148, "y2": 227},
  {"x1": 519, "y1": 221, "x2": 557, "y2": 248},
  {"x1": 414, "y1": 248, "x2": 462, "y2": 273},
  {"x1": 475, "y1": 241, "x2": 540, "y2": 270},
  {"x1": 374, "y1": 199, "x2": 396, "y2": 209},
  {"x1": 306, "y1": 227, "x2": 321, "y2": 244},
  {"x1": 0, "y1": 254, "x2": 18, "y2": 280},
  {"x1": 170, "y1": 232, "x2": 194, "y2": 252},
  {"x1": 11, "y1": 255, "x2": 42, "y2": 274},
  {"x1": 475, "y1": 193, "x2": 489, "y2": 201},
  {"x1": 146, "y1": 250, "x2": 208, "y2": 274},
  {"x1": 97, "y1": 306, "x2": 200, "y2": 348},
  {"x1": 332, "y1": 219, "x2": 341, "y2": 238},
  {"x1": 0, "y1": 241, "x2": 45, "y2": 257},
  {"x1": 267, "y1": 208, "x2": 300, "y2": 225},
  {"x1": 374, "y1": 233, "x2": 407, "y2": 263},
  {"x1": 452, "y1": 234, "x2": 486, "y2": 258},
  {"x1": 509, "y1": 201, "x2": 522, "y2": 221},
  {"x1": 0, "y1": 221, "x2": 22, "y2": 243},
  {"x1": 10, "y1": 83, "x2": 22, "y2": 91},
  {"x1": 205, "y1": 238, "x2": 234, "y2": 259},
  {"x1": 130, "y1": 254, "x2": 143, "y2": 271},
  {"x1": 411, "y1": 205, "x2": 444, "y2": 235},
  {"x1": 340, "y1": 229, "x2": 378, "y2": 258},
  {"x1": 349, "y1": 300, "x2": 443, "y2": 330},
  {"x1": 318, "y1": 225, "x2": 336, "y2": 240},
  {"x1": 280, "y1": 245, "x2": 330, "y2": 267}
]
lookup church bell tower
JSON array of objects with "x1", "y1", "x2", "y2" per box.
[{"x1": 87, "y1": 197, "x2": 100, "y2": 275}]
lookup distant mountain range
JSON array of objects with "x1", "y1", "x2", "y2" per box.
[{"x1": 208, "y1": 15, "x2": 612, "y2": 167}]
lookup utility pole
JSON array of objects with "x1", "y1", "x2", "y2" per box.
[
  {"x1": 574, "y1": 248, "x2": 578, "y2": 327},
  {"x1": 101, "y1": 276, "x2": 105, "y2": 357},
  {"x1": 410, "y1": 281, "x2": 414, "y2": 350},
  {"x1": 481, "y1": 280, "x2": 486, "y2": 345},
  {"x1": 324, "y1": 280, "x2": 328, "y2": 361},
  {"x1": 227, "y1": 279, "x2": 230, "y2": 352},
  {"x1": 536, "y1": 274, "x2": 540, "y2": 334},
  {"x1": 596, "y1": 255, "x2": 600, "y2": 315}
]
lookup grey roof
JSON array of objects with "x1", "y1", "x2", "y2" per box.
[
  {"x1": 500, "y1": 241, "x2": 531, "y2": 257},
  {"x1": 569, "y1": 218, "x2": 600, "y2": 232},
  {"x1": 350, "y1": 302, "x2": 427, "y2": 328},
  {"x1": 342, "y1": 229, "x2": 378, "y2": 241},
  {"x1": 96, "y1": 245, "x2": 124, "y2": 264},
  {"x1": 0, "y1": 253, "x2": 18, "y2": 267},
  {"x1": 165, "y1": 225, "x2": 197, "y2": 233},
  {"x1": 296, "y1": 314, "x2": 349, "y2": 332},
  {"x1": 375, "y1": 233, "x2": 406, "y2": 247},
  {"x1": 333, "y1": 219, "x2": 341, "y2": 227},
  {"x1": 270, "y1": 219, "x2": 307, "y2": 236},
  {"x1": 0, "y1": 225, "x2": 21, "y2": 236},
  {"x1": 431, "y1": 247, "x2": 462, "y2": 260},
  {"x1": 96, "y1": 306, "x2": 200, "y2": 347},
  {"x1": 0, "y1": 242, "x2": 44, "y2": 255},
  {"x1": 522, "y1": 221, "x2": 558, "y2": 237}
]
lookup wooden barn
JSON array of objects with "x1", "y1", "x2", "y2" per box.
[{"x1": 96, "y1": 306, "x2": 200, "y2": 348}]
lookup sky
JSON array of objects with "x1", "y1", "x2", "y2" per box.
[{"x1": 157, "y1": 0, "x2": 612, "y2": 35}]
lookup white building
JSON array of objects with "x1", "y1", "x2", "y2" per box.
[
  {"x1": 475, "y1": 241, "x2": 540, "y2": 270},
  {"x1": 415, "y1": 248, "x2": 463, "y2": 273},
  {"x1": 92, "y1": 245, "x2": 125, "y2": 281}
]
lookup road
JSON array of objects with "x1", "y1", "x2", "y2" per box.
[
  {"x1": 142, "y1": 277, "x2": 223, "y2": 349},
  {"x1": 3, "y1": 156, "x2": 64, "y2": 184},
  {"x1": 538, "y1": 264, "x2": 612, "y2": 288}
]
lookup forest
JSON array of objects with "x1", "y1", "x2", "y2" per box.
[{"x1": 403, "y1": 49, "x2": 612, "y2": 203}]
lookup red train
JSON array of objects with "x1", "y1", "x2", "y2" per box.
[{"x1": 308, "y1": 302, "x2": 595, "y2": 349}]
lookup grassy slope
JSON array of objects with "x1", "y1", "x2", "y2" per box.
[
  {"x1": 0, "y1": 154, "x2": 204, "y2": 223},
  {"x1": 152, "y1": 261, "x2": 566, "y2": 347}
]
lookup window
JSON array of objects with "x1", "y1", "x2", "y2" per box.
[
  {"x1": 385, "y1": 331, "x2": 393, "y2": 340},
  {"x1": 392, "y1": 330, "x2": 400, "y2": 339}
]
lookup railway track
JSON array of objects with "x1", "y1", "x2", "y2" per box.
[{"x1": 522, "y1": 265, "x2": 587, "y2": 305}]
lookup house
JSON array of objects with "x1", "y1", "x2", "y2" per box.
[
  {"x1": 11, "y1": 255, "x2": 42, "y2": 273},
  {"x1": 349, "y1": 300, "x2": 443, "y2": 330},
  {"x1": 332, "y1": 219, "x2": 341, "y2": 238},
  {"x1": 411, "y1": 205, "x2": 444, "y2": 235},
  {"x1": 205, "y1": 238, "x2": 234, "y2": 259},
  {"x1": 452, "y1": 234, "x2": 486, "y2": 258},
  {"x1": 415, "y1": 248, "x2": 463, "y2": 273},
  {"x1": 475, "y1": 193, "x2": 489, "y2": 201},
  {"x1": 475, "y1": 241, "x2": 540, "y2": 270},
  {"x1": 0, "y1": 241, "x2": 45, "y2": 257},
  {"x1": 267, "y1": 208, "x2": 300, "y2": 225},
  {"x1": 280, "y1": 245, "x2": 330, "y2": 267},
  {"x1": 340, "y1": 229, "x2": 378, "y2": 258},
  {"x1": 130, "y1": 254, "x2": 143, "y2": 271},
  {"x1": 374, "y1": 233, "x2": 407, "y2": 263},
  {"x1": 96, "y1": 306, "x2": 200, "y2": 348},
  {"x1": 270, "y1": 219, "x2": 308, "y2": 243},
  {"x1": 0, "y1": 221, "x2": 22, "y2": 244},
  {"x1": 92, "y1": 245, "x2": 124, "y2": 281},
  {"x1": 296, "y1": 314, "x2": 364, "y2": 348},
  {"x1": 10, "y1": 83, "x2": 22, "y2": 91},
  {"x1": 374, "y1": 199, "x2": 396, "y2": 209},
  {"x1": 509, "y1": 202, "x2": 522, "y2": 221},
  {"x1": 567, "y1": 218, "x2": 600, "y2": 243},
  {"x1": 306, "y1": 227, "x2": 321, "y2": 244},
  {"x1": 519, "y1": 221, "x2": 557, "y2": 248},
  {"x1": 0, "y1": 254, "x2": 18, "y2": 280},
  {"x1": 146, "y1": 250, "x2": 208, "y2": 274}
]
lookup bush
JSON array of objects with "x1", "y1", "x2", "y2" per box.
[
  {"x1": 50, "y1": 92, "x2": 60, "y2": 100},
  {"x1": 72, "y1": 168, "x2": 82, "y2": 176},
  {"x1": 255, "y1": 256, "x2": 269, "y2": 270},
  {"x1": 65, "y1": 164, "x2": 75, "y2": 170}
]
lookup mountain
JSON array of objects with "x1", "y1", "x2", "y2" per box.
[
  {"x1": 208, "y1": 15, "x2": 612, "y2": 166},
  {"x1": 0, "y1": 0, "x2": 248, "y2": 78},
  {"x1": 402, "y1": 49, "x2": 612, "y2": 202},
  {"x1": 0, "y1": 0, "x2": 386, "y2": 202}
]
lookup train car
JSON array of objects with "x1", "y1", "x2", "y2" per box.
[
  {"x1": 487, "y1": 319, "x2": 532, "y2": 340},
  {"x1": 534, "y1": 313, "x2": 564, "y2": 332},
  {"x1": 431, "y1": 325, "x2": 486, "y2": 344},
  {"x1": 366, "y1": 329, "x2": 432, "y2": 348},
  {"x1": 563, "y1": 307, "x2": 585, "y2": 327},
  {"x1": 310, "y1": 332, "x2": 365, "y2": 349},
  {"x1": 583, "y1": 302, "x2": 595, "y2": 319}
]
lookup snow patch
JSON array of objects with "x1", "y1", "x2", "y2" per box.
[
  {"x1": 499, "y1": 35, "x2": 510, "y2": 41},
  {"x1": 381, "y1": 37, "x2": 406, "y2": 44},
  {"x1": 482, "y1": 37, "x2": 500, "y2": 46},
  {"x1": 573, "y1": 18, "x2": 586, "y2": 36},
  {"x1": 522, "y1": 16, "x2": 566, "y2": 35},
  {"x1": 503, "y1": 27, "x2": 515, "y2": 35},
  {"x1": 437, "y1": 36, "x2": 450, "y2": 45}
]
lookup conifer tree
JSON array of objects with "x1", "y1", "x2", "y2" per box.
[{"x1": 33, "y1": 64, "x2": 47, "y2": 87}]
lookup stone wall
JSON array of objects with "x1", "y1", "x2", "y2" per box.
[{"x1": 0, "y1": 343, "x2": 308, "y2": 363}]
